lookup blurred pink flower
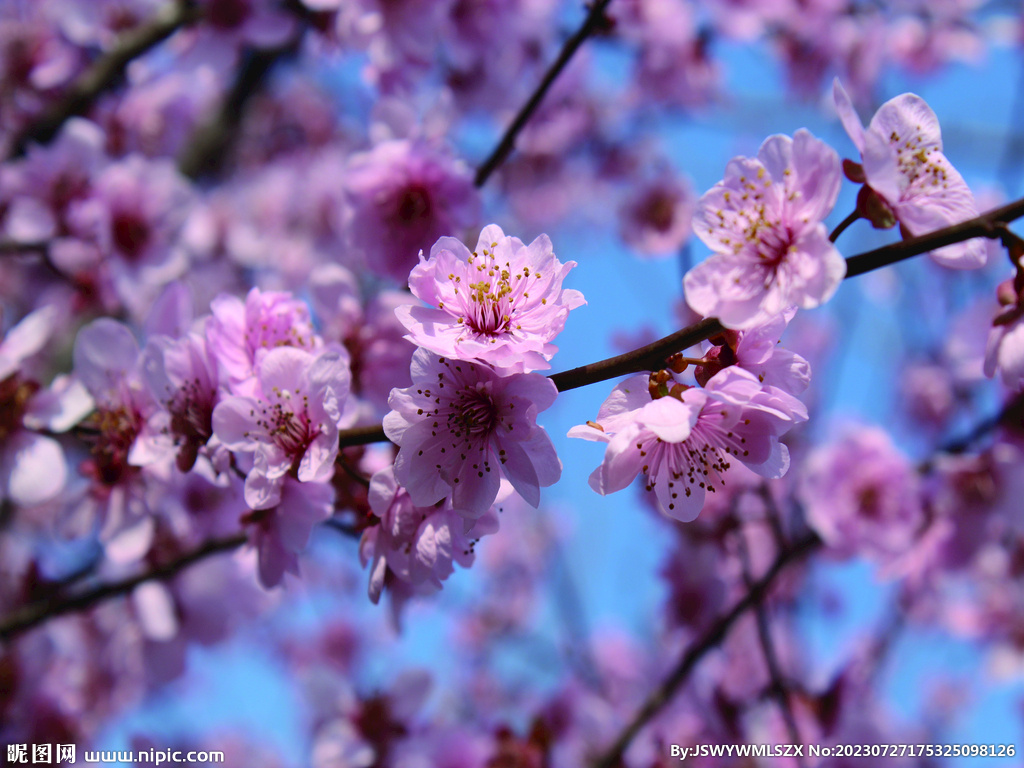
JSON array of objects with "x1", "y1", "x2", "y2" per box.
[
  {"x1": 344, "y1": 139, "x2": 480, "y2": 283},
  {"x1": 800, "y1": 425, "x2": 925, "y2": 563}
]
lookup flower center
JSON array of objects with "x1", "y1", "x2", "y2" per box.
[
  {"x1": 450, "y1": 244, "x2": 541, "y2": 338},
  {"x1": 450, "y1": 386, "x2": 498, "y2": 437},
  {"x1": 395, "y1": 184, "x2": 432, "y2": 224},
  {"x1": 112, "y1": 210, "x2": 151, "y2": 261},
  {"x1": 206, "y1": 0, "x2": 252, "y2": 30},
  {"x1": 83, "y1": 405, "x2": 140, "y2": 486},
  {"x1": 642, "y1": 189, "x2": 677, "y2": 232},
  {"x1": 251, "y1": 390, "x2": 320, "y2": 465},
  {"x1": 0, "y1": 375, "x2": 37, "y2": 442}
]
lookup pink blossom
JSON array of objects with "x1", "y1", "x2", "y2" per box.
[
  {"x1": 212, "y1": 346, "x2": 352, "y2": 511},
  {"x1": 694, "y1": 308, "x2": 811, "y2": 395},
  {"x1": 359, "y1": 465, "x2": 500, "y2": 604},
  {"x1": 618, "y1": 171, "x2": 696, "y2": 258},
  {"x1": 344, "y1": 139, "x2": 480, "y2": 283},
  {"x1": 60, "y1": 154, "x2": 195, "y2": 317},
  {"x1": 833, "y1": 78, "x2": 986, "y2": 268},
  {"x1": 383, "y1": 349, "x2": 560, "y2": 517},
  {"x1": 1, "y1": 118, "x2": 105, "y2": 244},
  {"x1": 207, "y1": 287, "x2": 322, "y2": 399},
  {"x1": 984, "y1": 277, "x2": 1024, "y2": 391},
  {"x1": 138, "y1": 330, "x2": 221, "y2": 473},
  {"x1": 69, "y1": 318, "x2": 167, "y2": 543},
  {"x1": 569, "y1": 367, "x2": 807, "y2": 522},
  {"x1": 799, "y1": 426, "x2": 925, "y2": 563},
  {"x1": 683, "y1": 129, "x2": 846, "y2": 330},
  {"x1": 397, "y1": 224, "x2": 585, "y2": 374},
  {"x1": 248, "y1": 477, "x2": 334, "y2": 589},
  {"x1": 308, "y1": 263, "x2": 417, "y2": 411},
  {"x1": 0, "y1": 306, "x2": 69, "y2": 508}
]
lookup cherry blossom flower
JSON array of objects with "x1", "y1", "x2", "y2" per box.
[
  {"x1": 60, "y1": 154, "x2": 195, "y2": 317},
  {"x1": 212, "y1": 346, "x2": 352, "y2": 511},
  {"x1": 984, "y1": 276, "x2": 1024, "y2": 391},
  {"x1": 383, "y1": 349, "x2": 560, "y2": 518},
  {"x1": 0, "y1": 306, "x2": 69, "y2": 507},
  {"x1": 833, "y1": 78, "x2": 986, "y2": 268},
  {"x1": 694, "y1": 308, "x2": 811, "y2": 394},
  {"x1": 138, "y1": 329, "x2": 221, "y2": 473},
  {"x1": 359, "y1": 465, "x2": 500, "y2": 604},
  {"x1": 569, "y1": 367, "x2": 807, "y2": 522},
  {"x1": 68, "y1": 318, "x2": 166, "y2": 543},
  {"x1": 344, "y1": 139, "x2": 480, "y2": 283},
  {"x1": 799, "y1": 426, "x2": 925, "y2": 563},
  {"x1": 683, "y1": 129, "x2": 845, "y2": 330},
  {"x1": 397, "y1": 224, "x2": 585, "y2": 375},
  {"x1": 618, "y1": 171, "x2": 696, "y2": 258},
  {"x1": 247, "y1": 478, "x2": 334, "y2": 589},
  {"x1": 207, "y1": 287, "x2": 322, "y2": 399}
]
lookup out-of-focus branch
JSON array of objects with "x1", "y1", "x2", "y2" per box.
[
  {"x1": 592, "y1": 533, "x2": 821, "y2": 768},
  {"x1": 0, "y1": 532, "x2": 246, "y2": 643},
  {"x1": 473, "y1": 0, "x2": 614, "y2": 188},
  {"x1": 177, "y1": 38, "x2": 299, "y2": 179},
  {"x1": 735, "y1": 531, "x2": 805, "y2": 767},
  {"x1": 7, "y1": 0, "x2": 201, "y2": 159}
]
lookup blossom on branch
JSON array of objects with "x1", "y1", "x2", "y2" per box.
[
  {"x1": 359, "y1": 465, "x2": 500, "y2": 604},
  {"x1": 833, "y1": 78, "x2": 986, "y2": 268},
  {"x1": 683, "y1": 129, "x2": 846, "y2": 330},
  {"x1": 212, "y1": 346, "x2": 352, "y2": 511},
  {"x1": 569, "y1": 367, "x2": 807, "y2": 522},
  {"x1": 383, "y1": 349, "x2": 560, "y2": 518},
  {"x1": 397, "y1": 224, "x2": 585, "y2": 375}
]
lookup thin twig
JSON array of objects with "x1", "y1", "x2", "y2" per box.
[
  {"x1": 7, "y1": 0, "x2": 200, "y2": 158},
  {"x1": 829, "y1": 210, "x2": 860, "y2": 243},
  {"x1": 736, "y1": 531, "x2": 805, "y2": 767},
  {"x1": 0, "y1": 532, "x2": 247, "y2": 643},
  {"x1": 473, "y1": 0, "x2": 614, "y2": 188},
  {"x1": 592, "y1": 533, "x2": 821, "y2": 768}
]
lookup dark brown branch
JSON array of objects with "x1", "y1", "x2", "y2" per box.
[
  {"x1": 473, "y1": 0, "x2": 613, "y2": 188},
  {"x1": 592, "y1": 533, "x2": 821, "y2": 768},
  {"x1": 0, "y1": 532, "x2": 246, "y2": 643},
  {"x1": 844, "y1": 196, "x2": 1024, "y2": 277},
  {"x1": 337, "y1": 424, "x2": 390, "y2": 448},
  {"x1": 7, "y1": 0, "x2": 200, "y2": 159},
  {"x1": 548, "y1": 316, "x2": 724, "y2": 392}
]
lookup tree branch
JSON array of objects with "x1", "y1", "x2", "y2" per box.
[
  {"x1": 473, "y1": 0, "x2": 613, "y2": 188},
  {"x1": 7, "y1": 0, "x2": 200, "y2": 159},
  {"x1": 177, "y1": 38, "x2": 299, "y2": 179},
  {"x1": 0, "y1": 532, "x2": 246, "y2": 643},
  {"x1": 591, "y1": 533, "x2": 821, "y2": 768}
]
